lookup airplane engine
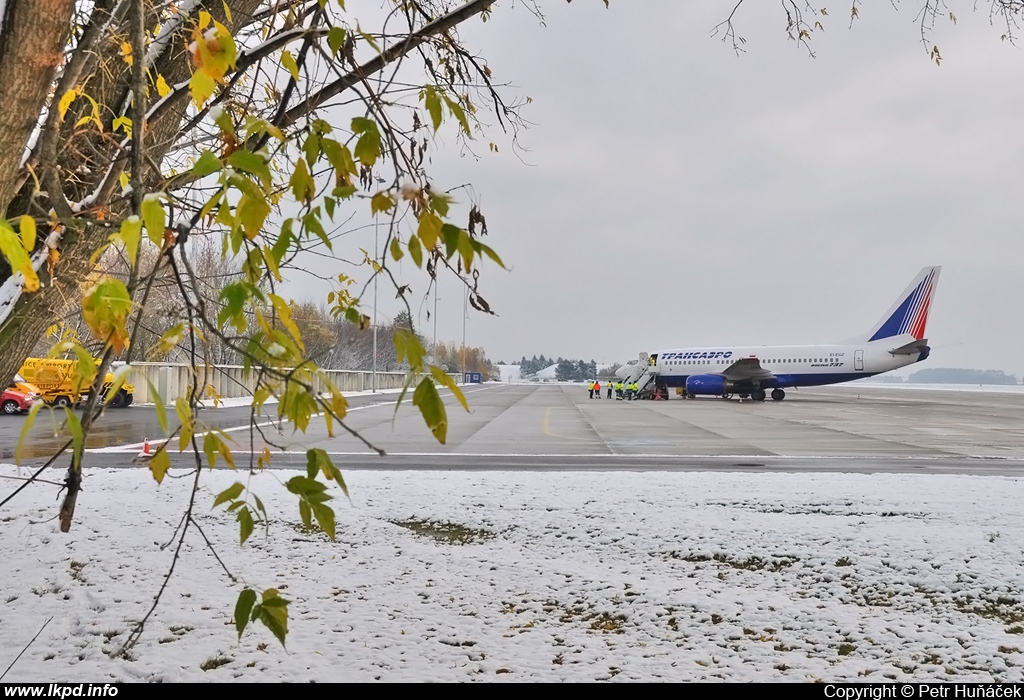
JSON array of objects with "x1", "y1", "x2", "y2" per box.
[{"x1": 685, "y1": 374, "x2": 734, "y2": 395}]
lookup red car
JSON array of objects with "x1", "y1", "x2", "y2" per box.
[{"x1": 1, "y1": 388, "x2": 35, "y2": 415}]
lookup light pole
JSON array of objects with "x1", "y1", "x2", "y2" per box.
[
  {"x1": 372, "y1": 213, "x2": 378, "y2": 393},
  {"x1": 432, "y1": 277, "x2": 438, "y2": 361},
  {"x1": 371, "y1": 176, "x2": 385, "y2": 393},
  {"x1": 461, "y1": 283, "x2": 468, "y2": 375}
]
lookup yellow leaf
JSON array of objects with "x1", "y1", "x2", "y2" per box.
[
  {"x1": 282, "y1": 50, "x2": 300, "y2": 81},
  {"x1": 156, "y1": 74, "x2": 171, "y2": 98},
  {"x1": 58, "y1": 89, "x2": 78, "y2": 121},
  {"x1": 119, "y1": 216, "x2": 142, "y2": 266},
  {"x1": 19, "y1": 216, "x2": 36, "y2": 253},
  {"x1": 198, "y1": 10, "x2": 212, "y2": 29},
  {"x1": 149, "y1": 449, "x2": 170, "y2": 484},
  {"x1": 121, "y1": 40, "x2": 133, "y2": 66},
  {"x1": 0, "y1": 220, "x2": 39, "y2": 293},
  {"x1": 189, "y1": 69, "x2": 217, "y2": 108}
]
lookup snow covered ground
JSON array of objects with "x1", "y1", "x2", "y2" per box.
[{"x1": 3, "y1": 466, "x2": 1024, "y2": 682}]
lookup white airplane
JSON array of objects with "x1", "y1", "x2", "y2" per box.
[{"x1": 617, "y1": 266, "x2": 940, "y2": 401}]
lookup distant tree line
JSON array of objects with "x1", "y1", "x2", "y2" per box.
[{"x1": 907, "y1": 368, "x2": 1019, "y2": 385}]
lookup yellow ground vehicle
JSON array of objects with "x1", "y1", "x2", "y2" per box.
[
  {"x1": 10, "y1": 373, "x2": 42, "y2": 398},
  {"x1": 17, "y1": 358, "x2": 135, "y2": 408}
]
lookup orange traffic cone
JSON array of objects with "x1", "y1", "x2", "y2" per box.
[{"x1": 139, "y1": 437, "x2": 151, "y2": 459}]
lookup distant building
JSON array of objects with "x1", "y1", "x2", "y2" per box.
[
  {"x1": 495, "y1": 364, "x2": 521, "y2": 383},
  {"x1": 533, "y1": 363, "x2": 559, "y2": 382}
]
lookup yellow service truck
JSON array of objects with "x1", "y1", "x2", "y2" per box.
[{"x1": 18, "y1": 358, "x2": 134, "y2": 408}]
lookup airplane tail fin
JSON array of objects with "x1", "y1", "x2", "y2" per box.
[{"x1": 859, "y1": 266, "x2": 941, "y2": 343}]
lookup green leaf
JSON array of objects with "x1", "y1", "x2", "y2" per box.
[
  {"x1": 327, "y1": 26, "x2": 346, "y2": 56},
  {"x1": 389, "y1": 237, "x2": 404, "y2": 262},
  {"x1": 357, "y1": 26, "x2": 381, "y2": 53},
  {"x1": 218, "y1": 281, "x2": 251, "y2": 332},
  {"x1": 417, "y1": 211, "x2": 442, "y2": 250},
  {"x1": 140, "y1": 196, "x2": 166, "y2": 247},
  {"x1": 322, "y1": 139, "x2": 356, "y2": 178},
  {"x1": 443, "y1": 94, "x2": 471, "y2": 136},
  {"x1": 191, "y1": 150, "x2": 222, "y2": 179},
  {"x1": 204, "y1": 432, "x2": 221, "y2": 468},
  {"x1": 237, "y1": 194, "x2": 271, "y2": 240},
  {"x1": 431, "y1": 365, "x2": 469, "y2": 412},
  {"x1": 429, "y1": 191, "x2": 452, "y2": 217},
  {"x1": 394, "y1": 327, "x2": 427, "y2": 373},
  {"x1": 478, "y1": 242, "x2": 506, "y2": 268},
  {"x1": 118, "y1": 217, "x2": 142, "y2": 266},
  {"x1": 422, "y1": 86, "x2": 442, "y2": 132},
  {"x1": 413, "y1": 376, "x2": 448, "y2": 444},
  {"x1": 298, "y1": 499, "x2": 312, "y2": 530},
  {"x1": 227, "y1": 150, "x2": 272, "y2": 192},
  {"x1": 285, "y1": 475, "x2": 329, "y2": 496},
  {"x1": 281, "y1": 50, "x2": 300, "y2": 81},
  {"x1": 68, "y1": 345, "x2": 98, "y2": 394},
  {"x1": 351, "y1": 117, "x2": 381, "y2": 166},
  {"x1": 271, "y1": 219, "x2": 294, "y2": 267},
  {"x1": 253, "y1": 589, "x2": 289, "y2": 646},
  {"x1": 306, "y1": 448, "x2": 348, "y2": 498},
  {"x1": 104, "y1": 364, "x2": 132, "y2": 405},
  {"x1": 214, "y1": 481, "x2": 245, "y2": 508},
  {"x1": 303, "y1": 212, "x2": 331, "y2": 251},
  {"x1": 15, "y1": 400, "x2": 46, "y2": 466},
  {"x1": 235, "y1": 588, "x2": 257, "y2": 639},
  {"x1": 289, "y1": 158, "x2": 316, "y2": 203},
  {"x1": 144, "y1": 379, "x2": 168, "y2": 434},
  {"x1": 174, "y1": 397, "x2": 194, "y2": 451},
  {"x1": 269, "y1": 294, "x2": 305, "y2": 352},
  {"x1": 311, "y1": 503, "x2": 336, "y2": 540},
  {"x1": 456, "y1": 229, "x2": 476, "y2": 270},
  {"x1": 149, "y1": 449, "x2": 170, "y2": 484},
  {"x1": 371, "y1": 192, "x2": 395, "y2": 215},
  {"x1": 442, "y1": 223, "x2": 462, "y2": 259},
  {"x1": 62, "y1": 406, "x2": 84, "y2": 470},
  {"x1": 238, "y1": 505, "x2": 254, "y2": 544},
  {"x1": 408, "y1": 233, "x2": 423, "y2": 268}
]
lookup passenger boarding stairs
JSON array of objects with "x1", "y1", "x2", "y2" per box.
[{"x1": 623, "y1": 353, "x2": 658, "y2": 397}]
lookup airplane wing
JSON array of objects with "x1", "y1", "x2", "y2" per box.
[{"x1": 720, "y1": 357, "x2": 775, "y2": 382}]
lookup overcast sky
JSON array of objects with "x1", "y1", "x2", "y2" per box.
[{"x1": 289, "y1": 1, "x2": 1024, "y2": 376}]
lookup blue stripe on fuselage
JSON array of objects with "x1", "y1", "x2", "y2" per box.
[{"x1": 661, "y1": 372, "x2": 879, "y2": 389}]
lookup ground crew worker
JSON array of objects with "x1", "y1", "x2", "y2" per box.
[
  {"x1": 594, "y1": 380, "x2": 601, "y2": 399},
  {"x1": 588, "y1": 380, "x2": 594, "y2": 399},
  {"x1": 615, "y1": 381, "x2": 623, "y2": 399},
  {"x1": 607, "y1": 381, "x2": 613, "y2": 399}
]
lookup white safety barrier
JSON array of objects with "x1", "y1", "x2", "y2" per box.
[{"x1": 123, "y1": 362, "x2": 457, "y2": 405}]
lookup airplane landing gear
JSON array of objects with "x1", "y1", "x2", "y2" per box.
[
  {"x1": 771, "y1": 388, "x2": 786, "y2": 401},
  {"x1": 720, "y1": 393, "x2": 733, "y2": 400},
  {"x1": 751, "y1": 389, "x2": 766, "y2": 402}
]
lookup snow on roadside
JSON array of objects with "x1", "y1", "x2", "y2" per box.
[{"x1": 2, "y1": 466, "x2": 1024, "y2": 682}]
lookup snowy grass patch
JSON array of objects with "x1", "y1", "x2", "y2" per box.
[{"x1": 2, "y1": 466, "x2": 1024, "y2": 681}]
